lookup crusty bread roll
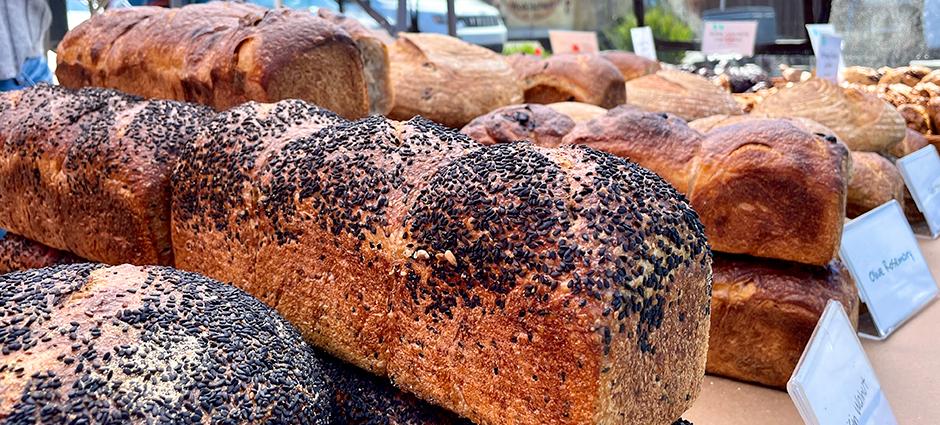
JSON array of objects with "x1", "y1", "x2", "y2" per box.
[
  {"x1": 624, "y1": 70, "x2": 744, "y2": 121},
  {"x1": 0, "y1": 231, "x2": 81, "y2": 274},
  {"x1": 172, "y1": 104, "x2": 713, "y2": 425},
  {"x1": 388, "y1": 33, "x2": 523, "y2": 128},
  {"x1": 898, "y1": 103, "x2": 932, "y2": 134},
  {"x1": 886, "y1": 128, "x2": 930, "y2": 158},
  {"x1": 847, "y1": 151, "x2": 906, "y2": 218},
  {"x1": 842, "y1": 66, "x2": 880, "y2": 85},
  {"x1": 317, "y1": 8, "x2": 394, "y2": 115},
  {"x1": 56, "y1": 3, "x2": 371, "y2": 119},
  {"x1": 564, "y1": 109, "x2": 849, "y2": 265},
  {"x1": 546, "y1": 101, "x2": 608, "y2": 122},
  {"x1": 0, "y1": 263, "x2": 464, "y2": 423},
  {"x1": 688, "y1": 114, "x2": 835, "y2": 137},
  {"x1": 598, "y1": 50, "x2": 661, "y2": 81},
  {"x1": 510, "y1": 53, "x2": 626, "y2": 108},
  {"x1": 461, "y1": 104, "x2": 574, "y2": 147},
  {"x1": 879, "y1": 66, "x2": 931, "y2": 87},
  {"x1": 752, "y1": 78, "x2": 906, "y2": 152},
  {"x1": 707, "y1": 254, "x2": 859, "y2": 389},
  {"x1": 0, "y1": 85, "x2": 211, "y2": 265}
]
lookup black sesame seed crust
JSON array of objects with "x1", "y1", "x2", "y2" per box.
[
  {"x1": 0, "y1": 263, "x2": 467, "y2": 424},
  {"x1": 171, "y1": 111, "x2": 712, "y2": 425},
  {"x1": 0, "y1": 84, "x2": 211, "y2": 265}
]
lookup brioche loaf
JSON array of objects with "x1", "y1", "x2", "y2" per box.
[
  {"x1": 0, "y1": 232, "x2": 81, "y2": 274},
  {"x1": 0, "y1": 85, "x2": 211, "y2": 265},
  {"x1": 563, "y1": 109, "x2": 849, "y2": 265},
  {"x1": 510, "y1": 53, "x2": 627, "y2": 108},
  {"x1": 461, "y1": 104, "x2": 575, "y2": 147},
  {"x1": 751, "y1": 78, "x2": 906, "y2": 152},
  {"x1": 847, "y1": 151, "x2": 906, "y2": 218},
  {"x1": 0, "y1": 264, "x2": 464, "y2": 423},
  {"x1": 546, "y1": 102, "x2": 608, "y2": 122},
  {"x1": 598, "y1": 51, "x2": 661, "y2": 81},
  {"x1": 317, "y1": 8, "x2": 393, "y2": 115},
  {"x1": 56, "y1": 2, "x2": 371, "y2": 119},
  {"x1": 172, "y1": 107, "x2": 713, "y2": 424},
  {"x1": 707, "y1": 254, "x2": 859, "y2": 388},
  {"x1": 624, "y1": 70, "x2": 743, "y2": 121},
  {"x1": 388, "y1": 33, "x2": 523, "y2": 128}
]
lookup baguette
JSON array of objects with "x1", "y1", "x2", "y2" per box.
[
  {"x1": 56, "y1": 2, "x2": 371, "y2": 119},
  {"x1": 0, "y1": 85, "x2": 211, "y2": 265},
  {"x1": 0, "y1": 263, "x2": 466, "y2": 423},
  {"x1": 172, "y1": 108, "x2": 713, "y2": 424},
  {"x1": 0, "y1": 231, "x2": 81, "y2": 274}
]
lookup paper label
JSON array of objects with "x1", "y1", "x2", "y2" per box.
[
  {"x1": 548, "y1": 30, "x2": 599, "y2": 54},
  {"x1": 701, "y1": 20, "x2": 758, "y2": 56},
  {"x1": 806, "y1": 23, "x2": 845, "y2": 78},
  {"x1": 839, "y1": 200, "x2": 938, "y2": 339},
  {"x1": 630, "y1": 26, "x2": 657, "y2": 60},
  {"x1": 788, "y1": 301, "x2": 898, "y2": 425},
  {"x1": 897, "y1": 145, "x2": 940, "y2": 238},
  {"x1": 815, "y1": 33, "x2": 843, "y2": 82}
]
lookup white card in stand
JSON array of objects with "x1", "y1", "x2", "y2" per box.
[
  {"x1": 897, "y1": 145, "x2": 940, "y2": 238},
  {"x1": 814, "y1": 33, "x2": 842, "y2": 83},
  {"x1": 788, "y1": 301, "x2": 897, "y2": 425},
  {"x1": 701, "y1": 20, "x2": 758, "y2": 56},
  {"x1": 839, "y1": 200, "x2": 938, "y2": 339},
  {"x1": 630, "y1": 26, "x2": 657, "y2": 60}
]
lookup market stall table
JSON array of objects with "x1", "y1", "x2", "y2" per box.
[{"x1": 685, "y1": 237, "x2": 940, "y2": 424}]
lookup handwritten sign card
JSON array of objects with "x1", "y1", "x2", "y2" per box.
[
  {"x1": 701, "y1": 20, "x2": 758, "y2": 56},
  {"x1": 788, "y1": 301, "x2": 898, "y2": 425},
  {"x1": 815, "y1": 33, "x2": 842, "y2": 82},
  {"x1": 630, "y1": 26, "x2": 657, "y2": 60},
  {"x1": 548, "y1": 30, "x2": 599, "y2": 55},
  {"x1": 840, "y1": 200, "x2": 938, "y2": 339}
]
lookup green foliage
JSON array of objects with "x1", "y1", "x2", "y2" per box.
[
  {"x1": 604, "y1": 6, "x2": 694, "y2": 63},
  {"x1": 502, "y1": 41, "x2": 548, "y2": 57}
]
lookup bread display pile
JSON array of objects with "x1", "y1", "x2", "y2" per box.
[{"x1": 508, "y1": 53, "x2": 626, "y2": 108}]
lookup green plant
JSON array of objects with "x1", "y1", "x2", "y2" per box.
[
  {"x1": 604, "y1": 6, "x2": 694, "y2": 63},
  {"x1": 502, "y1": 42, "x2": 548, "y2": 57}
]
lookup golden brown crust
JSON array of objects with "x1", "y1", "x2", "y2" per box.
[
  {"x1": 690, "y1": 119, "x2": 850, "y2": 265},
  {"x1": 842, "y1": 66, "x2": 880, "y2": 85},
  {"x1": 624, "y1": 70, "x2": 743, "y2": 121},
  {"x1": 388, "y1": 33, "x2": 523, "y2": 128},
  {"x1": 546, "y1": 102, "x2": 608, "y2": 123},
  {"x1": 56, "y1": 2, "x2": 369, "y2": 119},
  {"x1": 561, "y1": 105, "x2": 703, "y2": 194},
  {"x1": 887, "y1": 128, "x2": 930, "y2": 158},
  {"x1": 707, "y1": 254, "x2": 859, "y2": 388},
  {"x1": 898, "y1": 103, "x2": 932, "y2": 134},
  {"x1": 460, "y1": 104, "x2": 575, "y2": 147},
  {"x1": 0, "y1": 232, "x2": 81, "y2": 273},
  {"x1": 847, "y1": 151, "x2": 906, "y2": 218},
  {"x1": 752, "y1": 78, "x2": 906, "y2": 152},
  {"x1": 597, "y1": 51, "x2": 661, "y2": 81},
  {"x1": 511, "y1": 54, "x2": 627, "y2": 108}
]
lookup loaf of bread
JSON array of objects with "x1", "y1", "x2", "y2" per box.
[
  {"x1": 317, "y1": 8, "x2": 393, "y2": 115},
  {"x1": 509, "y1": 53, "x2": 626, "y2": 108},
  {"x1": 752, "y1": 78, "x2": 906, "y2": 152},
  {"x1": 564, "y1": 110, "x2": 849, "y2": 265},
  {"x1": 707, "y1": 254, "x2": 859, "y2": 388},
  {"x1": 598, "y1": 51, "x2": 661, "y2": 81},
  {"x1": 56, "y1": 2, "x2": 371, "y2": 119},
  {"x1": 842, "y1": 66, "x2": 880, "y2": 85},
  {"x1": 624, "y1": 70, "x2": 743, "y2": 121},
  {"x1": 172, "y1": 106, "x2": 713, "y2": 424},
  {"x1": 847, "y1": 151, "x2": 906, "y2": 218},
  {"x1": 898, "y1": 103, "x2": 932, "y2": 134},
  {"x1": 388, "y1": 33, "x2": 523, "y2": 128},
  {"x1": 0, "y1": 231, "x2": 81, "y2": 274},
  {"x1": 886, "y1": 128, "x2": 930, "y2": 158},
  {"x1": 461, "y1": 104, "x2": 574, "y2": 147},
  {"x1": 0, "y1": 263, "x2": 465, "y2": 423},
  {"x1": 0, "y1": 85, "x2": 211, "y2": 265},
  {"x1": 546, "y1": 101, "x2": 608, "y2": 122},
  {"x1": 689, "y1": 114, "x2": 837, "y2": 139}
]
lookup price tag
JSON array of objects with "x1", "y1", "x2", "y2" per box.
[
  {"x1": 788, "y1": 301, "x2": 898, "y2": 425},
  {"x1": 806, "y1": 24, "x2": 845, "y2": 79},
  {"x1": 897, "y1": 145, "x2": 940, "y2": 238},
  {"x1": 839, "y1": 200, "x2": 938, "y2": 339},
  {"x1": 630, "y1": 26, "x2": 657, "y2": 60},
  {"x1": 548, "y1": 30, "x2": 599, "y2": 55},
  {"x1": 815, "y1": 33, "x2": 843, "y2": 82},
  {"x1": 701, "y1": 20, "x2": 758, "y2": 56}
]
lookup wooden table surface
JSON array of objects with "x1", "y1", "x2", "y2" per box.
[{"x1": 684, "y1": 237, "x2": 940, "y2": 424}]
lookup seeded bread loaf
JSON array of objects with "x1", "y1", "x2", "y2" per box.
[
  {"x1": 0, "y1": 263, "x2": 467, "y2": 424},
  {"x1": 388, "y1": 33, "x2": 523, "y2": 128},
  {"x1": 172, "y1": 107, "x2": 713, "y2": 424},
  {"x1": 0, "y1": 232, "x2": 81, "y2": 274},
  {"x1": 56, "y1": 2, "x2": 370, "y2": 119},
  {"x1": 461, "y1": 104, "x2": 575, "y2": 147},
  {"x1": 847, "y1": 151, "x2": 906, "y2": 218},
  {"x1": 0, "y1": 85, "x2": 211, "y2": 265},
  {"x1": 562, "y1": 109, "x2": 850, "y2": 266},
  {"x1": 707, "y1": 254, "x2": 859, "y2": 388},
  {"x1": 510, "y1": 53, "x2": 627, "y2": 108}
]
